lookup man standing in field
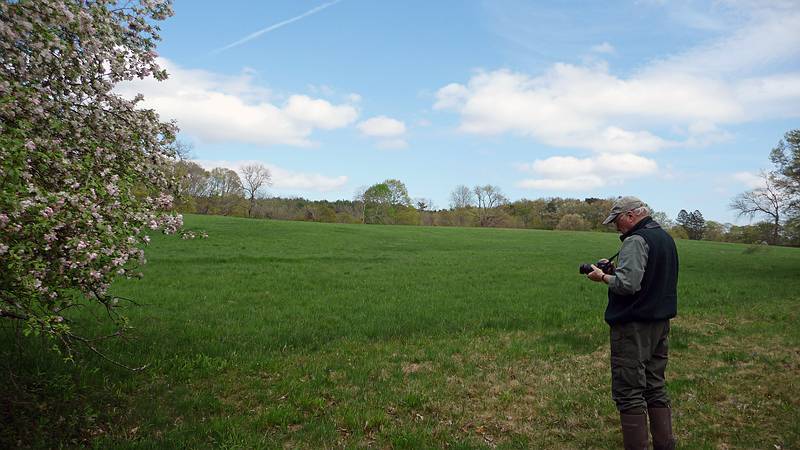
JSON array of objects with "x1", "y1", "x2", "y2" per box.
[{"x1": 586, "y1": 196, "x2": 678, "y2": 450}]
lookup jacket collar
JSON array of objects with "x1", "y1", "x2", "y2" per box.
[{"x1": 620, "y1": 216, "x2": 653, "y2": 241}]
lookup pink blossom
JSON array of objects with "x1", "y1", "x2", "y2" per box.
[{"x1": 1, "y1": 0, "x2": 180, "y2": 347}]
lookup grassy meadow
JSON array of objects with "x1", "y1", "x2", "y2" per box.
[{"x1": 2, "y1": 214, "x2": 799, "y2": 449}]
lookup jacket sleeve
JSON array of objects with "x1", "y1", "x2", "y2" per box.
[{"x1": 608, "y1": 235, "x2": 649, "y2": 295}]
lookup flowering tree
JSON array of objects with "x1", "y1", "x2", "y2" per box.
[{"x1": 0, "y1": 0, "x2": 181, "y2": 365}]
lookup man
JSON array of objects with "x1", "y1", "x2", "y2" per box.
[{"x1": 586, "y1": 196, "x2": 678, "y2": 450}]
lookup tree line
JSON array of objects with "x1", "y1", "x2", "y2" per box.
[{"x1": 169, "y1": 130, "x2": 800, "y2": 247}]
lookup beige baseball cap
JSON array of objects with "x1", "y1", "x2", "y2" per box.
[{"x1": 602, "y1": 196, "x2": 647, "y2": 225}]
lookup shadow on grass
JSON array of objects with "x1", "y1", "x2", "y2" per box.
[{"x1": 0, "y1": 331, "x2": 128, "y2": 449}]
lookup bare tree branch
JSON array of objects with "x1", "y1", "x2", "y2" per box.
[
  {"x1": 240, "y1": 164, "x2": 272, "y2": 218},
  {"x1": 67, "y1": 332, "x2": 148, "y2": 372},
  {"x1": 730, "y1": 171, "x2": 786, "y2": 244}
]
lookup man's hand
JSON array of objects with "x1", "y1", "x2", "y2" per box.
[{"x1": 587, "y1": 264, "x2": 606, "y2": 283}]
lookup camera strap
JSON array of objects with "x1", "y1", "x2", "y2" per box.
[{"x1": 607, "y1": 252, "x2": 619, "y2": 262}]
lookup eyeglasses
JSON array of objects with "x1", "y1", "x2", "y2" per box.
[{"x1": 613, "y1": 211, "x2": 633, "y2": 225}]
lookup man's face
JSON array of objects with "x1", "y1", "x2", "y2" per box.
[{"x1": 613, "y1": 211, "x2": 632, "y2": 233}]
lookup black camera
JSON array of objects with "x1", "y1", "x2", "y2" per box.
[{"x1": 579, "y1": 258, "x2": 616, "y2": 275}]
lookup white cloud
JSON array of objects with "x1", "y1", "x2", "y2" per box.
[
  {"x1": 195, "y1": 160, "x2": 348, "y2": 192},
  {"x1": 591, "y1": 42, "x2": 615, "y2": 54},
  {"x1": 116, "y1": 58, "x2": 359, "y2": 147},
  {"x1": 435, "y1": 4, "x2": 800, "y2": 154},
  {"x1": 732, "y1": 171, "x2": 764, "y2": 189},
  {"x1": 356, "y1": 115, "x2": 408, "y2": 149},
  {"x1": 306, "y1": 85, "x2": 363, "y2": 104},
  {"x1": 376, "y1": 139, "x2": 408, "y2": 150},
  {"x1": 434, "y1": 83, "x2": 470, "y2": 110},
  {"x1": 357, "y1": 116, "x2": 407, "y2": 137},
  {"x1": 284, "y1": 95, "x2": 358, "y2": 130},
  {"x1": 643, "y1": 4, "x2": 800, "y2": 77},
  {"x1": 517, "y1": 153, "x2": 658, "y2": 191},
  {"x1": 306, "y1": 84, "x2": 336, "y2": 97}
]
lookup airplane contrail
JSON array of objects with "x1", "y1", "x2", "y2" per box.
[{"x1": 213, "y1": 0, "x2": 343, "y2": 54}]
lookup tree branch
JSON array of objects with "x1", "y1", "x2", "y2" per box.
[
  {"x1": 0, "y1": 310, "x2": 29, "y2": 321},
  {"x1": 67, "y1": 332, "x2": 148, "y2": 372}
]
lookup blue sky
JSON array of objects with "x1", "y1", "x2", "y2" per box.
[{"x1": 118, "y1": 0, "x2": 800, "y2": 223}]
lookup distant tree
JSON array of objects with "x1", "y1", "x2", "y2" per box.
[
  {"x1": 168, "y1": 160, "x2": 209, "y2": 213},
  {"x1": 689, "y1": 210, "x2": 706, "y2": 240},
  {"x1": 353, "y1": 186, "x2": 368, "y2": 223},
  {"x1": 449, "y1": 208, "x2": 475, "y2": 227},
  {"x1": 676, "y1": 210, "x2": 690, "y2": 229},
  {"x1": 315, "y1": 204, "x2": 337, "y2": 223},
  {"x1": 363, "y1": 183, "x2": 389, "y2": 224},
  {"x1": 384, "y1": 179, "x2": 412, "y2": 207},
  {"x1": 449, "y1": 185, "x2": 475, "y2": 209},
  {"x1": 730, "y1": 171, "x2": 786, "y2": 244},
  {"x1": 769, "y1": 129, "x2": 800, "y2": 216},
  {"x1": 580, "y1": 198, "x2": 615, "y2": 229},
  {"x1": 473, "y1": 185, "x2": 508, "y2": 227},
  {"x1": 728, "y1": 129, "x2": 800, "y2": 245},
  {"x1": 651, "y1": 211, "x2": 674, "y2": 229},
  {"x1": 363, "y1": 183, "x2": 393, "y2": 224},
  {"x1": 414, "y1": 198, "x2": 435, "y2": 226},
  {"x1": 782, "y1": 217, "x2": 800, "y2": 246},
  {"x1": 677, "y1": 209, "x2": 705, "y2": 240},
  {"x1": 726, "y1": 222, "x2": 774, "y2": 244},
  {"x1": 361, "y1": 179, "x2": 412, "y2": 224},
  {"x1": 703, "y1": 221, "x2": 727, "y2": 242},
  {"x1": 556, "y1": 213, "x2": 590, "y2": 231},
  {"x1": 208, "y1": 168, "x2": 244, "y2": 215},
  {"x1": 507, "y1": 200, "x2": 534, "y2": 228},
  {"x1": 240, "y1": 163, "x2": 272, "y2": 218},
  {"x1": 667, "y1": 226, "x2": 689, "y2": 240},
  {"x1": 542, "y1": 198, "x2": 564, "y2": 229},
  {"x1": 179, "y1": 161, "x2": 212, "y2": 198},
  {"x1": 414, "y1": 198, "x2": 432, "y2": 211},
  {"x1": 394, "y1": 207, "x2": 421, "y2": 225},
  {"x1": 171, "y1": 140, "x2": 194, "y2": 161}
]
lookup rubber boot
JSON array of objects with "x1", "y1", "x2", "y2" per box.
[
  {"x1": 620, "y1": 412, "x2": 649, "y2": 450},
  {"x1": 648, "y1": 407, "x2": 676, "y2": 450}
]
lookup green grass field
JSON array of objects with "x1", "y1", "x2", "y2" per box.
[{"x1": 2, "y1": 214, "x2": 799, "y2": 449}]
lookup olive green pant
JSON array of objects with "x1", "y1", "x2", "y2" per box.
[{"x1": 609, "y1": 320, "x2": 671, "y2": 413}]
